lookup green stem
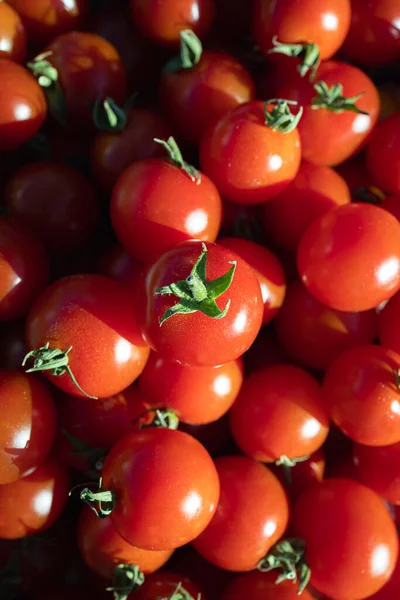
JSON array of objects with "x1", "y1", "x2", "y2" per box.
[
  {"x1": 106, "y1": 564, "x2": 145, "y2": 600},
  {"x1": 137, "y1": 408, "x2": 180, "y2": 431},
  {"x1": 154, "y1": 136, "x2": 200, "y2": 182},
  {"x1": 267, "y1": 37, "x2": 320, "y2": 80},
  {"x1": 311, "y1": 81, "x2": 369, "y2": 114},
  {"x1": 264, "y1": 99, "x2": 303, "y2": 133},
  {"x1": 79, "y1": 478, "x2": 116, "y2": 518},
  {"x1": 275, "y1": 455, "x2": 311, "y2": 485},
  {"x1": 258, "y1": 538, "x2": 310, "y2": 594},
  {"x1": 163, "y1": 29, "x2": 203, "y2": 73}
]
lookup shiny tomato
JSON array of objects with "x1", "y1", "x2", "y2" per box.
[
  {"x1": 230, "y1": 365, "x2": 329, "y2": 463},
  {"x1": 25, "y1": 274, "x2": 150, "y2": 399},
  {"x1": 322, "y1": 344, "x2": 400, "y2": 446},
  {"x1": 293, "y1": 478, "x2": 399, "y2": 599},
  {"x1": 297, "y1": 203, "x2": 400, "y2": 312},
  {"x1": 222, "y1": 570, "x2": 315, "y2": 600},
  {"x1": 0, "y1": 59, "x2": 47, "y2": 150},
  {"x1": 378, "y1": 289, "x2": 400, "y2": 354},
  {"x1": 354, "y1": 442, "x2": 400, "y2": 504},
  {"x1": 0, "y1": 2, "x2": 26, "y2": 62},
  {"x1": 142, "y1": 241, "x2": 263, "y2": 366},
  {"x1": 0, "y1": 456, "x2": 69, "y2": 539},
  {"x1": 134, "y1": 571, "x2": 204, "y2": 600},
  {"x1": 200, "y1": 100, "x2": 301, "y2": 205},
  {"x1": 366, "y1": 112, "x2": 400, "y2": 194},
  {"x1": 367, "y1": 552, "x2": 400, "y2": 600},
  {"x1": 193, "y1": 455, "x2": 289, "y2": 571}
]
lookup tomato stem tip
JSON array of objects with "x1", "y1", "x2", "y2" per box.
[
  {"x1": 258, "y1": 538, "x2": 311, "y2": 595},
  {"x1": 106, "y1": 563, "x2": 145, "y2": 600},
  {"x1": 267, "y1": 37, "x2": 320, "y2": 80},
  {"x1": 264, "y1": 99, "x2": 303, "y2": 133}
]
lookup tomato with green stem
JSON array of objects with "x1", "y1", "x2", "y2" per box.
[
  {"x1": 0, "y1": 2, "x2": 26, "y2": 62},
  {"x1": 366, "y1": 112, "x2": 400, "y2": 195},
  {"x1": 222, "y1": 569, "x2": 315, "y2": 600},
  {"x1": 134, "y1": 571, "x2": 204, "y2": 600},
  {"x1": 353, "y1": 442, "x2": 400, "y2": 504},
  {"x1": 142, "y1": 241, "x2": 263, "y2": 367}
]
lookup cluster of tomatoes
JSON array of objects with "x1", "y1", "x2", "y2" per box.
[{"x1": 1, "y1": 0, "x2": 400, "y2": 599}]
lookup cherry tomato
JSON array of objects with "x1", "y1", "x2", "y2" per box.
[
  {"x1": 0, "y1": 2, "x2": 26, "y2": 62},
  {"x1": 200, "y1": 100, "x2": 301, "y2": 205},
  {"x1": 0, "y1": 59, "x2": 47, "y2": 150},
  {"x1": 297, "y1": 203, "x2": 400, "y2": 312},
  {"x1": 0, "y1": 456, "x2": 69, "y2": 539},
  {"x1": 25, "y1": 274, "x2": 150, "y2": 399},
  {"x1": 99, "y1": 427, "x2": 220, "y2": 550},
  {"x1": 354, "y1": 442, "x2": 400, "y2": 505},
  {"x1": 377, "y1": 289, "x2": 400, "y2": 354},
  {"x1": 222, "y1": 570, "x2": 315, "y2": 600},
  {"x1": 193, "y1": 455, "x2": 289, "y2": 571},
  {"x1": 322, "y1": 344, "x2": 400, "y2": 446},
  {"x1": 142, "y1": 241, "x2": 263, "y2": 367},
  {"x1": 134, "y1": 571, "x2": 204, "y2": 600},
  {"x1": 367, "y1": 552, "x2": 400, "y2": 600},
  {"x1": 293, "y1": 478, "x2": 399, "y2": 599},
  {"x1": 230, "y1": 364, "x2": 329, "y2": 463},
  {"x1": 4, "y1": 162, "x2": 100, "y2": 254},
  {"x1": 366, "y1": 112, "x2": 400, "y2": 194}
]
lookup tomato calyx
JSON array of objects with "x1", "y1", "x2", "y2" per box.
[
  {"x1": 267, "y1": 37, "x2": 320, "y2": 80},
  {"x1": 258, "y1": 538, "x2": 310, "y2": 594},
  {"x1": 155, "y1": 243, "x2": 237, "y2": 325},
  {"x1": 79, "y1": 477, "x2": 117, "y2": 519},
  {"x1": 354, "y1": 186, "x2": 386, "y2": 205},
  {"x1": 92, "y1": 94, "x2": 137, "y2": 132},
  {"x1": 164, "y1": 29, "x2": 203, "y2": 73},
  {"x1": 27, "y1": 52, "x2": 67, "y2": 127},
  {"x1": 106, "y1": 563, "x2": 145, "y2": 600},
  {"x1": 154, "y1": 136, "x2": 200, "y2": 182},
  {"x1": 311, "y1": 82, "x2": 369, "y2": 115},
  {"x1": 275, "y1": 455, "x2": 311, "y2": 484},
  {"x1": 136, "y1": 408, "x2": 180, "y2": 431},
  {"x1": 22, "y1": 343, "x2": 98, "y2": 399},
  {"x1": 162, "y1": 582, "x2": 200, "y2": 600},
  {"x1": 264, "y1": 99, "x2": 303, "y2": 133}
]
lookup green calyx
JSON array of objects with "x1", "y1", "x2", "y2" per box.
[
  {"x1": 22, "y1": 343, "x2": 97, "y2": 399},
  {"x1": 258, "y1": 538, "x2": 310, "y2": 595},
  {"x1": 163, "y1": 29, "x2": 203, "y2": 73},
  {"x1": 264, "y1": 99, "x2": 303, "y2": 133},
  {"x1": 159, "y1": 582, "x2": 199, "y2": 600},
  {"x1": 275, "y1": 454, "x2": 311, "y2": 485},
  {"x1": 79, "y1": 477, "x2": 116, "y2": 519},
  {"x1": 107, "y1": 564, "x2": 145, "y2": 600},
  {"x1": 138, "y1": 408, "x2": 180, "y2": 431},
  {"x1": 267, "y1": 37, "x2": 320, "y2": 80},
  {"x1": 92, "y1": 94, "x2": 138, "y2": 132},
  {"x1": 154, "y1": 136, "x2": 200, "y2": 182},
  {"x1": 311, "y1": 81, "x2": 369, "y2": 114},
  {"x1": 155, "y1": 243, "x2": 236, "y2": 326},
  {"x1": 27, "y1": 52, "x2": 67, "y2": 126}
]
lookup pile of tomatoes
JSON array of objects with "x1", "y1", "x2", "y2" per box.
[{"x1": 1, "y1": 0, "x2": 400, "y2": 599}]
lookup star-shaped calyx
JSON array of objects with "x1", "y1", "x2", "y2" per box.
[{"x1": 155, "y1": 243, "x2": 237, "y2": 326}]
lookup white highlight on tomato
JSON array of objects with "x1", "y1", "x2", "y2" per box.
[
  {"x1": 233, "y1": 310, "x2": 247, "y2": 333},
  {"x1": 33, "y1": 488, "x2": 53, "y2": 516},
  {"x1": 301, "y1": 417, "x2": 321, "y2": 439},
  {"x1": 352, "y1": 114, "x2": 371, "y2": 134},
  {"x1": 376, "y1": 257, "x2": 400, "y2": 285},
  {"x1": 213, "y1": 374, "x2": 232, "y2": 396},
  {"x1": 185, "y1": 209, "x2": 208, "y2": 235},
  {"x1": 268, "y1": 154, "x2": 283, "y2": 171},
  {"x1": 12, "y1": 426, "x2": 31, "y2": 449},
  {"x1": 182, "y1": 491, "x2": 202, "y2": 518},
  {"x1": 321, "y1": 12, "x2": 339, "y2": 31},
  {"x1": 15, "y1": 104, "x2": 32, "y2": 121},
  {"x1": 114, "y1": 338, "x2": 132, "y2": 364},
  {"x1": 263, "y1": 519, "x2": 277, "y2": 537},
  {"x1": 370, "y1": 544, "x2": 391, "y2": 576}
]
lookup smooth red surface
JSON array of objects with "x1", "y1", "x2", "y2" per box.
[
  {"x1": 0, "y1": 2, "x2": 26, "y2": 62},
  {"x1": 354, "y1": 442, "x2": 400, "y2": 504},
  {"x1": 134, "y1": 571, "x2": 204, "y2": 600},
  {"x1": 378, "y1": 289, "x2": 400, "y2": 353},
  {"x1": 366, "y1": 112, "x2": 400, "y2": 194},
  {"x1": 222, "y1": 570, "x2": 315, "y2": 599}
]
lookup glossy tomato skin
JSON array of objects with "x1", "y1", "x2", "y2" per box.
[
  {"x1": 222, "y1": 569, "x2": 315, "y2": 600},
  {"x1": 230, "y1": 365, "x2": 329, "y2": 462},
  {"x1": 0, "y1": 370, "x2": 56, "y2": 484},
  {"x1": 0, "y1": 456, "x2": 69, "y2": 539},
  {"x1": 134, "y1": 571, "x2": 204, "y2": 600},
  {"x1": 102, "y1": 427, "x2": 220, "y2": 551},
  {"x1": 5, "y1": 162, "x2": 100, "y2": 254},
  {"x1": 26, "y1": 274, "x2": 150, "y2": 399},
  {"x1": 200, "y1": 100, "x2": 301, "y2": 205},
  {"x1": 159, "y1": 51, "x2": 255, "y2": 144},
  {"x1": 297, "y1": 203, "x2": 400, "y2": 312},
  {"x1": 0, "y1": 59, "x2": 47, "y2": 150},
  {"x1": 366, "y1": 113, "x2": 400, "y2": 194},
  {"x1": 78, "y1": 506, "x2": 173, "y2": 580},
  {"x1": 366, "y1": 552, "x2": 400, "y2": 600},
  {"x1": 253, "y1": 0, "x2": 351, "y2": 60},
  {"x1": 0, "y1": 216, "x2": 49, "y2": 321},
  {"x1": 0, "y1": 2, "x2": 26, "y2": 62},
  {"x1": 378, "y1": 289, "x2": 400, "y2": 354},
  {"x1": 130, "y1": 0, "x2": 215, "y2": 46},
  {"x1": 142, "y1": 241, "x2": 263, "y2": 367},
  {"x1": 193, "y1": 455, "x2": 289, "y2": 571},
  {"x1": 293, "y1": 478, "x2": 399, "y2": 600},
  {"x1": 139, "y1": 352, "x2": 243, "y2": 425},
  {"x1": 354, "y1": 442, "x2": 400, "y2": 504},
  {"x1": 322, "y1": 345, "x2": 400, "y2": 446},
  {"x1": 110, "y1": 161, "x2": 222, "y2": 264}
]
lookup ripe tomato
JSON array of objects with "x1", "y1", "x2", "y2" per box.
[
  {"x1": 367, "y1": 552, "x2": 400, "y2": 600},
  {"x1": 4, "y1": 162, "x2": 100, "y2": 254},
  {"x1": 366, "y1": 112, "x2": 400, "y2": 194},
  {"x1": 0, "y1": 59, "x2": 47, "y2": 150},
  {"x1": 270, "y1": 449, "x2": 326, "y2": 506},
  {"x1": 110, "y1": 143, "x2": 222, "y2": 264},
  {"x1": 354, "y1": 442, "x2": 400, "y2": 504},
  {"x1": 93, "y1": 427, "x2": 220, "y2": 551},
  {"x1": 139, "y1": 352, "x2": 243, "y2": 425},
  {"x1": 0, "y1": 2, "x2": 26, "y2": 62},
  {"x1": 0, "y1": 456, "x2": 69, "y2": 539},
  {"x1": 134, "y1": 571, "x2": 204, "y2": 600},
  {"x1": 25, "y1": 274, "x2": 150, "y2": 399},
  {"x1": 222, "y1": 570, "x2": 315, "y2": 600},
  {"x1": 193, "y1": 455, "x2": 289, "y2": 571},
  {"x1": 274, "y1": 280, "x2": 378, "y2": 370},
  {"x1": 200, "y1": 100, "x2": 301, "y2": 205},
  {"x1": 142, "y1": 241, "x2": 263, "y2": 366},
  {"x1": 297, "y1": 203, "x2": 400, "y2": 312},
  {"x1": 322, "y1": 344, "x2": 400, "y2": 446},
  {"x1": 292, "y1": 478, "x2": 399, "y2": 599},
  {"x1": 378, "y1": 289, "x2": 400, "y2": 354},
  {"x1": 230, "y1": 365, "x2": 329, "y2": 463}
]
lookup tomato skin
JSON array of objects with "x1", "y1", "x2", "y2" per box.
[
  {"x1": 367, "y1": 552, "x2": 400, "y2": 600},
  {"x1": 222, "y1": 570, "x2": 315, "y2": 600},
  {"x1": 139, "y1": 352, "x2": 243, "y2": 425},
  {"x1": 0, "y1": 59, "x2": 47, "y2": 150},
  {"x1": 253, "y1": 0, "x2": 351, "y2": 60},
  {"x1": 0, "y1": 456, "x2": 69, "y2": 539},
  {"x1": 200, "y1": 100, "x2": 301, "y2": 205},
  {"x1": 354, "y1": 442, "x2": 400, "y2": 505},
  {"x1": 78, "y1": 507, "x2": 173, "y2": 580},
  {"x1": 270, "y1": 449, "x2": 326, "y2": 506},
  {"x1": 26, "y1": 274, "x2": 150, "y2": 399},
  {"x1": 134, "y1": 571, "x2": 204, "y2": 600},
  {"x1": 297, "y1": 203, "x2": 400, "y2": 312},
  {"x1": 0, "y1": 2, "x2": 26, "y2": 62},
  {"x1": 230, "y1": 365, "x2": 329, "y2": 463},
  {"x1": 142, "y1": 241, "x2": 263, "y2": 367},
  {"x1": 110, "y1": 161, "x2": 222, "y2": 264},
  {"x1": 102, "y1": 428, "x2": 220, "y2": 551},
  {"x1": 274, "y1": 280, "x2": 378, "y2": 371},
  {"x1": 193, "y1": 455, "x2": 289, "y2": 571},
  {"x1": 322, "y1": 345, "x2": 400, "y2": 446},
  {"x1": 293, "y1": 478, "x2": 399, "y2": 600},
  {"x1": 159, "y1": 51, "x2": 255, "y2": 144},
  {"x1": 378, "y1": 290, "x2": 400, "y2": 354},
  {"x1": 366, "y1": 113, "x2": 400, "y2": 195}
]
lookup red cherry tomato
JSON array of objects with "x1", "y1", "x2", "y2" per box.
[
  {"x1": 354, "y1": 442, "x2": 400, "y2": 504},
  {"x1": 293, "y1": 478, "x2": 399, "y2": 600},
  {"x1": 0, "y1": 456, "x2": 69, "y2": 539},
  {"x1": 134, "y1": 571, "x2": 204, "y2": 600},
  {"x1": 0, "y1": 2, "x2": 26, "y2": 62},
  {"x1": 25, "y1": 274, "x2": 150, "y2": 399},
  {"x1": 322, "y1": 344, "x2": 400, "y2": 446},
  {"x1": 193, "y1": 455, "x2": 289, "y2": 571},
  {"x1": 222, "y1": 570, "x2": 315, "y2": 600},
  {"x1": 367, "y1": 552, "x2": 400, "y2": 600},
  {"x1": 378, "y1": 289, "x2": 400, "y2": 354},
  {"x1": 366, "y1": 112, "x2": 400, "y2": 194},
  {"x1": 297, "y1": 203, "x2": 400, "y2": 312}
]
